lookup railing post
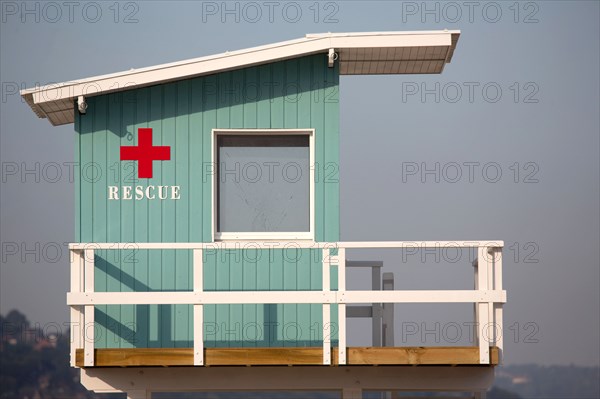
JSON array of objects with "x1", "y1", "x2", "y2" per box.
[
  {"x1": 472, "y1": 256, "x2": 479, "y2": 353},
  {"x1": 372, "y1": 265, "x2": 382, "y2": 347},
  {"x1": 69, "y1": 248, "x2": 84, "y2": 367},
  {"x1": 476, "y1": 246, "x2": 490, "y2": 364},
  {"x1": 193, "y1": 248, "x2": 204, "y2": 366},
  {"x1": 492, "y1": 247, "x2": 503, "y2": 363},
  {"x1": 382, "y1": 272, "x2": 394, "y2": 347},
  {"x1": 322, "y1": 247, "x2": 331, "y2": 365},
  {"x1": 337, "y1": 248, "x2": 347, "y2": 365},
  {"x1": 83, "y1": 248, "x2": 95, "y2": 367}
]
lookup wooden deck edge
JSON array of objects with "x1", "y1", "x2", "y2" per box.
[
  {"x1": 75, "y1": 346, "x2": 499, "y2": 367},
  {"x1": 338, "y1": 346, "x2": 499, "y2": 366}
]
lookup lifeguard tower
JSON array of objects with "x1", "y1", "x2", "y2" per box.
[{"x1": 21, "y1": 31, "x2": 506, "y2": 398}]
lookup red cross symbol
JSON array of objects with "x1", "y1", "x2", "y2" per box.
[{"x1": 120, "y1": 128, "x2": 170, "y2": 179}]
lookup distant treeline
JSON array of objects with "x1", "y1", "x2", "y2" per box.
[
  {"x1": 1, "y1": 310, "x2": 598, "y2": 398},
  {"x1": 495, "y1": 363, "x2": 600, "y2": 399}
]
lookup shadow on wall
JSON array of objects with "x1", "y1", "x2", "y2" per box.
[{"x1": 93, "y1": 249, "x2": 338, "y2": 349}]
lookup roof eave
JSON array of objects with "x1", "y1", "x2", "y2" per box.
[{"x1": 21, "y1": 30, "x2": 460, "y2": 126}]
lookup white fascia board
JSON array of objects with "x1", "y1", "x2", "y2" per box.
[
  {"x1": 328, "y1": 32, "x2": 452, "y2": 49},
  {"x1": 19, "y1": 36, "x2": 309, "y2": 96},
  {"x1": 305, "y1": 30, "x2": 461, "y2": 38},
  {"x1": 20, "y1": 30, "x2": 458, "y2": 107},
  {"x1": 25, "y1": 37, "x2": 327, "y2": 105}
]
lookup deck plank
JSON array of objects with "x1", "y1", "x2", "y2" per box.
[
  {"x1": 337, "y1": 347, "x2": 499, "y2": 365},
  {"x1": 75, "y1": 346, "x2": 499, "y2": 367}
]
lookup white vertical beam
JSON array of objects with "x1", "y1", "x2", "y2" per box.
[
  {"x1": 487, "y1": 248, "x2": 494, "y2": 346},
  {"x1": 342, "y1": 387, "x2": 362, "y2": 399},
  {"x1": 477, "y1": 247, "x2": 490, "y2": 364},
  {"x1": 193, "y1": 249, "x2": 204, "y2": 366},
  {"x1": 474, "y1": 391, "x2": 487, "y2": 399},
  {"x1": 322, "y1": 248, "x2": 331, "y2": 365},
  {"x1": 78, "y1": 249, "x2": 85, "y2": 366},
  {"x1": 69, "y1": 249, "x2": 83, "y2": 367},
  {"x1": 337, "y1": 248, "x2": 346, "y2": 365},
  {"x1": 473, "y1": 257, "x2": 479, "y2": 350},
  {"x1": 83, "y1": 249, "x2": 95, "y2": 367},
  {"x1": 493, "y1": 247, "x2": 503, "y2": 363},
  {"x1": 127, "y1": 390, "x2": 150, "y2": 399}
]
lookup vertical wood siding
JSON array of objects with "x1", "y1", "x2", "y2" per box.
[{"x1": 75, "y1": 55, "x2": 339, "y2": 348}]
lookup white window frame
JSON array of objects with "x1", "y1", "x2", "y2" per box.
[{"x1": 211, "y1": 128, "x2": 315, "y2": 242}]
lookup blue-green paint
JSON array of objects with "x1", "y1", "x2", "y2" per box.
[{"x1": 75, "y1": 55, "x2": 339, "y2": 348}]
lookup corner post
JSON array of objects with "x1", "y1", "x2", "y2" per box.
[
  {"x1": 193, "y1": 248, "x2": 204, "y2": 366},
  {"x1": 492, "y1": 247, "x2": 503, "y2": 363},
  {"x1": 69, "y1": 248, "x2": 84, "y2": 367},
  {"x1": 322, "y1": 247, "x2": 332, "y2": 365},
  {"x1": 337, "y1": 248, "x2": 347, "y2": 365},
  {"x1": 476, "y1": 246, "x2": 490, "y2": 364},
  {"x1": 83, "y1": 248, "x2": 95, "y2": 367}
]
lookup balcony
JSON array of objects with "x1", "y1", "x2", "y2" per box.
[{"x1": 67, "y1": 241, "x2": 505, "y2": 368}]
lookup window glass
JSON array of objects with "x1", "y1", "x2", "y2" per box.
[{"x1": 217, "y1": 135, "x2": 310, "y2": 233}]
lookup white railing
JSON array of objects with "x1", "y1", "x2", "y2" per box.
[{"x1": 67, "y1": 241, "x2": 505, "y2": 368}]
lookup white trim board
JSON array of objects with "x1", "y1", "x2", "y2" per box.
[
  {"x1": 20, "y1": 30, "x2": 460, "y2": 126},
  {"x1": 69, "y1": 241, "x2": 504, "y2": 250}
]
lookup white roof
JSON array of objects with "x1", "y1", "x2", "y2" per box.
[{"x1": 21, "y1": 30, "x2": 460, "y2": 126}]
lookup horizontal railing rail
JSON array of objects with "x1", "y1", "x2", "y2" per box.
[
  {"x1": 67, "y1": 290, "x2": 505, "y2": 305},
  {"x1": 69, "y1": 241, "x2": 503, "y2": 250},
  {"x1": 67, "y1": 241, "x2": 505, "y2": 368}
]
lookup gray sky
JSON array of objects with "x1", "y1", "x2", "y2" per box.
[{"x1": 1, "y1": 1, "x2": 598, "y2": 366}]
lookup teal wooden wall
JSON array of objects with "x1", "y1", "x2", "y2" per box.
[{"x1": 74, "y1": 55, "x2": 340, "y2": 348}]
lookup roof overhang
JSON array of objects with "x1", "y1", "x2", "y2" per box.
[{"x1": 20, "y1": 30, "x2": 460, "y2": 126}]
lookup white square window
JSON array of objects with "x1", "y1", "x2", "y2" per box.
[{"x1": 212, "y1": 129, "x2": 315, "y2": 241}]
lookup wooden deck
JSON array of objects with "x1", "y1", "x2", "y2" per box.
[{"x1": 75, "y1": 346, "x2": 499, "y2": 367}]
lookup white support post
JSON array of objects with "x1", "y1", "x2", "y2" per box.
[
  {"x1": 322, "y1": 248, "x2": 331, "y2": 365},
  {"x1": 477, "y1": 247, "x2": 490, "y2": 364},
  {"x1": 83, "y1": 249, "x2": 95, "y2": 367},
  {"x1": 69, "y1": 249, "x2": 84, "y2": 367},
  {"x1": 486, "y1": 248, "x2": 494, "y2": 349},
  {"x1": 323, "y1": 305, "x2": 331, "y2": 365},
  {"x1": 126, "y1": 390, "x2": 150, "y2": 399},
  {"x1": 337, "y1": 248, "x2": 347, "y2": 365},
  {"x1": 342, "y1": 387, "x2": 362, "y2": 399},
  {"x1": 472, "y1": 257, "x2": 479, "y2": 350},
  {"x1": 193, "y1": 249, "x2": 204, "y2": 366},
  {"x1": 493, "y1": 247, "x2": 503, "y2": 363}
]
